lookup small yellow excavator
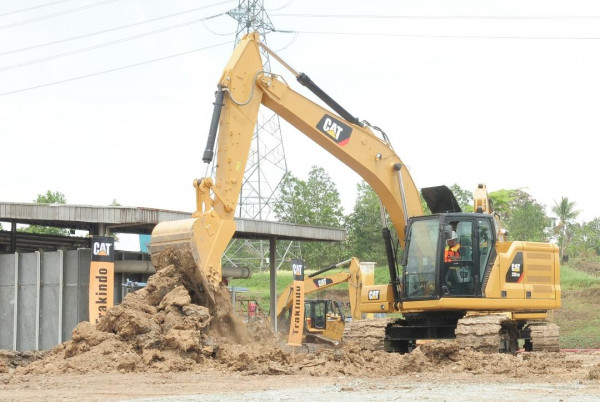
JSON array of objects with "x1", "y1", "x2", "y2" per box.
[
  {"x1": 150, "y1": 33, "x2": 560, "y2": 354},
  {"x1": 275, "y1": 257, "x2": 365, "y2": 344}
]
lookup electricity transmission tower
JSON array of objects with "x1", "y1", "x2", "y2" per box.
[{"x1": 220, "y1": 0, "x2": 300, "y2": 270}]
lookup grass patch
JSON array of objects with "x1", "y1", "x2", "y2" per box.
[
  {"x1": 561, "y1": 264, "x2": 600, "y2": 290},
  {"x1": 557, "y1": 313, "x2": 600, "y2": 349},
  {"x1": 555, "y1": 264, "x2": 600, "y2": 348},
  {"x1": 229, "y1": 270, "x2": 293, "y2": 312}
]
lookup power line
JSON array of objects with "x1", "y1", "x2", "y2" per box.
[
  {"x1": 0, "y1": 0, "x2": 77, "y2": 17},
  {"x1": 271, "y1": 13, "x2": 600, "y2": 20},
  {"x1": 0, "y1": 15, "x2": 228, "y2": 72},
  {"x1": 265, "y1": 0, "x2": 295, "y2": 12},
  {"x1": 0, "y1": 0, "x2": 236, "y2": 56},
  {"x1": 276, "y1": 29, "x2": 600, "y2": 40},
  {"x1": 0, "y1": 0, "x2": 122, "y2": 31},
  {"x1": 272, "y1": 32, "x2": 298, "y2": 51},
  {"x1": 201, "y1": 18, "x2": 236, "y2": 36},
  {"x1": 0, "y1": 41, "x2": 232, "y2": 97}
]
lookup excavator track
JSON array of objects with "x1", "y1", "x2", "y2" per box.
[
  {"x1": 524, "y1": 322, "x2": 560, "y2": 352},
  {"x1": 343, "y1": 318, "x2": 393, "y2": 351},
  {"x1": 455, "y1": 314, "x2": 519, "y2": 354}
]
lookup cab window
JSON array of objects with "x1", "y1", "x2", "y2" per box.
[{"x1": 404, "y1": 219, "x2": 438, "y2": 298}]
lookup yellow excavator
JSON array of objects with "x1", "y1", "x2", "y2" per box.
[
  {"x1": 275, "y1": 257, "x2": 365, "y2": 344},
  {"x1": 150, "y1": 33, "x2": 560, "y2": 354}
]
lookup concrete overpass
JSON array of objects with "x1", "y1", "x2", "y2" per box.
[
  {"x1": 0, "y1": 202, "x2": 345, "y2": 253},
  {"x1": 0, "y1": 202, "x2": 346, "y2": 333}
]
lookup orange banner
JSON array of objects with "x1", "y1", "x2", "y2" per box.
[
  {"x1": 287, "y1": 259, "x2": 305, "y2": 347},
  {"x1": 89, "y1": 237, "x2": 114, "y2": 325}
]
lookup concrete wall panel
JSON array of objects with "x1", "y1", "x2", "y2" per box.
[
  {"x1": 1, "y1": 249, "x2": 146, "y2": 351},
  {"x1": 0, "y1": 254, "x2": 17, "y2": 350},
  {"x1": 78, "y1": 249, "x2": 90, "y2": 324},
  {"x1": 16, "y1": 252, "x2": 39, "y2": 351},
  {"x1": 39, "y1": 251, "x2": 61, "y2": 350},
  {"x1": 62, "y1": 250, "x2": 80, "y2": 342}
]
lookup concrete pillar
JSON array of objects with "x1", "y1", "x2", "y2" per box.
[
  {"x1": 269, "y1": 237, "x2": 277, "y2": 332},
  {"x1": 10, "y1": 220, "x2": 16, "y2": 253}
]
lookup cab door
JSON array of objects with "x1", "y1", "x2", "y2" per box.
[{"x1": 441, "y1": 218, "x2": 477, "y2": 297}]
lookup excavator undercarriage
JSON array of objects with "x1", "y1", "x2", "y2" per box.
[{"x1": 383, "y1": 312, "x2": 560, "y2": 354}]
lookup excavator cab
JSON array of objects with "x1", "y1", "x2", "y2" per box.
[{"x1": 402, "y1": 213, "x2": 496, "y2": 300}]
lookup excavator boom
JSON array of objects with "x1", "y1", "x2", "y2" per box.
[{"x1": 149, "y1": 32, "x2": 422, "y2": 303}]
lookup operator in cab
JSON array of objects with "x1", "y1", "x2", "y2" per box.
[{"x1": 444, "y1": 232, "x2": 461, "y2": 262}]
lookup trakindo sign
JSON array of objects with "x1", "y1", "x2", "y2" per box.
[
  {"x1": 288, "y1": 259, "x2": 305, "y2": 347},
  {"x1": 89, "y1": 236, "x2": 115, "y2": 325}
]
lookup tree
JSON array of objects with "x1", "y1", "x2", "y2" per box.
[
  {"x1": 449, "y1": 184, "x2": 473, "y2": 212},
  {"x1": 274, "y1": 167, "x2": 344, "y2": 227},
  {"x1": 552, "y1": 197, "x2": 580, "y2": 261},
  {"x1": 504, "y1": 190, "x2": 549, "y2": 242},
  {"x1": 35, "y1": 190, "x2": 66, "y2": 204},
  {"x1": 488, "y1": 189, "x2": 514, "y2": 222},
  {"x1": 487, "y1": 188, "x2": 550, "y2": 242},
  {"x1": 567, "y1": 218, "x2": 600, "y2": 260},
  {"x1": 21, "y1": 190, "x2": 69, "y2": 235},
  {"x1": 274, "y1": 167, "x2": 345, "y2": 268},
  {"x1": 346, "y1": 182, "x2": 387, "y2": 265}
]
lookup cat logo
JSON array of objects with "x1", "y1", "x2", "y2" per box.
[
  {"x1": 368, "y1": 290, "x2": 380, "y2": 300},
  {"x1": 291, "y1": 259, "x2": 305, "y2": 281},
  {"x1": 91, "y1": 236, "x2": 114, "y2": 263},
  {"x1": 313, "y1": 278, "x2": 333, "y2": 288},
  {"x1": 506, "y1": 251, "x2": 524, "y2": 283},
  {"x1": 93, "y1": 241, "x2": 112, "y2": 257},
  {"x1": 292, "y1": 263, "x2": 303, "y2": 276},
  {"x1": 317, "y1": 114, "x2": 352, "y2": 146}
]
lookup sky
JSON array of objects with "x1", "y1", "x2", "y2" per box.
[{"x1": 2, "y1": 0, "x2": 600, "y2": 246}]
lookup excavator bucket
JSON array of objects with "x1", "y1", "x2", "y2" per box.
[{"x1": 149, "y1": 214, "x2": 236, "y2": 306}]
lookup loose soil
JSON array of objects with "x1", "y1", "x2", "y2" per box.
[{"x1": 2, "y1": 253, "x2": 600, "y2": 400}]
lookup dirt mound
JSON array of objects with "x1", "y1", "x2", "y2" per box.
[
  {"x1": 0, "y1": 351, "x2": 48, "y2": 373},
  {"x1": 11, "y1": 255, "x2": 265, "y2": 376},
  {"x1": 589, "y1": 363, "x2": 600, "y2": 380}
]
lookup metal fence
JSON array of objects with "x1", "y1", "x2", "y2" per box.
[{"x1": 0, "y1": 249, "x2": 138, "y2": 351}]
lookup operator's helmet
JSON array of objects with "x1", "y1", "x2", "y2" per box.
[{"x1": 447, "y1": 231, "x2": 458, "y2": 245}]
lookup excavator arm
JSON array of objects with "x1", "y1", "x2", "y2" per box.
[
  {"x1": 150, "y1": 33, "x2": 422, "y2": 304},
  {"x1": 275, "y1": 257, "x2": 363, "y2": 324}
]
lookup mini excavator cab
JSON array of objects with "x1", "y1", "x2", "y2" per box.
[
  {"x1": 402, "y1": 213, "x2": 496, "y2": 300},
  {"x1": 304, "y1": 299, "x2": 346, "y2": 343}
]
